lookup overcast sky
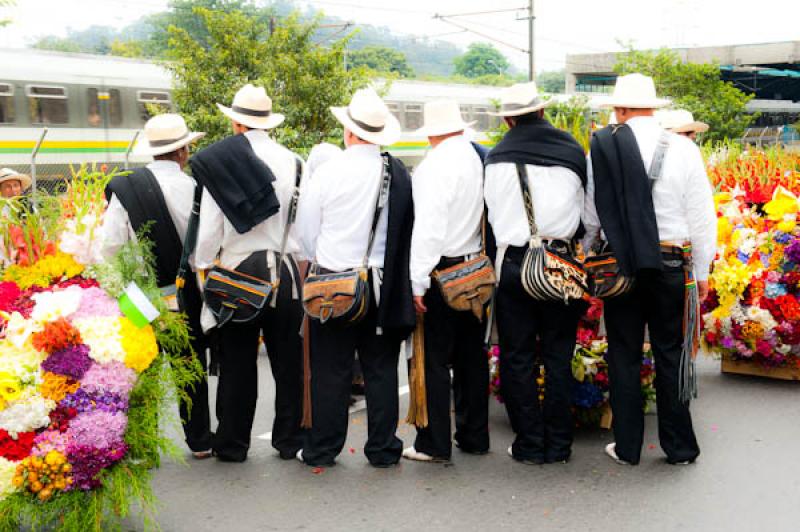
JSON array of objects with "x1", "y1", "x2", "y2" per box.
[{"x1": 1, "y1": 0, "x2": 798, "y2": 70}]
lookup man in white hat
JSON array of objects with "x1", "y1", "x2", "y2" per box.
[
  {"x1": 296, "y1": 87, "x2": 414, "y2": 468},
  {"x1": 484, "y1": 81, "x2": 588, "y2": 465},
  {"x1": 192, "y1": 83, "x2": 305, "y2": 463},
  {"x1": 102, "y1": 113, "x2": 212, "y2": 459},
  {"x1": 584, "y1": 73, "x2": 716, "y2": 466},
  {"x1": 657, "y1": 109, "x2": 709, "y2": 142},
  {"x1": 400, "y1": 99, "x2": 488, "y2": 463},
  {"x1": 0, "y1": 168, "x2": 32, "y2": 199}
]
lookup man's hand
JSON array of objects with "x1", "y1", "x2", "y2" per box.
[
  {"x1": 413, "y1": 296, "x2": 427, "y2": 314},
  {"x1": 697, "y1": 280, "x2": 709, "y2": 303}
]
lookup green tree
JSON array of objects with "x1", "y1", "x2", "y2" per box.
[
  {"x1": 166, "y1": 7, "x2": 371, "y2": 153},
  {"x1": 454, "y1": 42, "x2": 510, "y2": 78},
  {"x1": 537, "y1": 69, "x2": 565, "y2": 93},
  {"x1": 0, "y1": 0, "x2": 14, "y2": 28},
  {"x1": 614, "y1": 47, "x2": 755, "y2": 143},
  {"x1": 110, "y1": 39, "x2": 146, "y2": 58},
  {"x1": 348, "y1": 45, "x2": 414, "y2": 78}
]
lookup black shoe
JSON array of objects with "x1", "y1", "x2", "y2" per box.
[
  {"x1": 213, "y1": 450, "x2": 247, "y2": 463},
  {"x1": 279, "y1": 449, "x2": 300, "y2": 460},
  {"x1": 455, "y1": 441, "x2": 489, "y2": 456},
  {"x1": 370, "y1": 461, "x2": 400, "y2": 469},
  {"x1": 507, "y1": 446, "x2": 544, "y2": 465}
]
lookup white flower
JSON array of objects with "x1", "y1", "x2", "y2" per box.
[
  {"x1": 59, "y1": 216, "x2": 105, "y2": 266},
  {"x1": 0, "y1": 393, "x2": 55, "y2": 437},
  {"x1": 30, "y1": 286, "x2": 83, "y2": 323},
  {"x1": 0, "y1": 457, "x2": 16, "y2": 500},
  {"x1": 1, "y1": 311, "x2": 42, "y2": 348},
  {"x1": 73, "y1": 317, "x2": 125, "y2": 364}
]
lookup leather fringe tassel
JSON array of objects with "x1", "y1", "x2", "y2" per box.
[
  {"x1": 300, "y1": 315, "x2": 313, "y2": 428},
  {"x1": 405, "y1": 314, "x2": 428, "y2": 428},
  {"x1": 679, "y1": 245, "x2": 699, "y2": 405}
]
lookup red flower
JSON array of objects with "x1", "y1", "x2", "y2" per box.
[
  {"x1": 0, "y1": 282, "x2": 21, "y2": 313},
  {"x1": 0, "y1": 429, "x2": 35, "y2": 461},
  {"x1": 31, "y1": 318, "x2": 83, "y2": 354}
]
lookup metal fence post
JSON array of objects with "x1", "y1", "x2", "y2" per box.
[
  {"x1": 29, "y1": 128, "x2": 48, "y2": 208},
  {"x1": 124, "y1": 131, "x2": 140, "y2": 171}
]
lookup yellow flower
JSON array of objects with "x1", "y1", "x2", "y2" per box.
[
  {"x1": 777, "y1": 218, "x2": 796, "y2": 233},
  {"x1": 0, "y1": 372, "x2": 22, "y2": 410},
  {"x1": 119, "y1": 318, "x2": 158, "y2": 373},
  {"x1": 39, "y1": 372, "x2": 79, "y2": 403},
  {"x1": 2, "y1": 253, "x2": 84, "y2": 290},
  {"x1": 763, "y1": 186, "x2": 799, "y2": 221},
  {"x1": 717, "y1": 217, "x2": 732, "y2": 245},
  {"x1": 713, "y1": 192, "x2": 732, "y2": 211}
]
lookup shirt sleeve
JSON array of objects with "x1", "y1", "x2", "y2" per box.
[
  {"x1": 483, "y1": 163, "x2": 500, "y2": 231},
  {"x1": 409, "y1": 161, "x2": 450, "y2": 296},
  {"x1": 100, "y1": 194, "x2": 131, "y2": 259},
  {"x1": 193, "y1": 193, "x2": 224, "y2": 270},
  {"x1": 581, "y1": 154, "x2": 602, "y2": 253},
  {"x1": 684, "y1": 145, "x2": 717, "y2": 281},
  {"x1": 295, "y1": 166, "x2": 324, "y2": 262}
]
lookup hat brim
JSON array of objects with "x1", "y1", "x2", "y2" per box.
[
  {"x1": 413, "y1": 120, "x2": 476, "y2": 138},
  {"x1": 488, "y1": 98, "x2": 554, "y2": 117},
  {"x1": 598, "y1": 97, "x2": 671, "y2": 109},
  {"x1": 331, "y1": 106, "x2": 402, "y2": 146},
  {"x1": 217, "y1": 103, "x2": 285, "y2": 130},
  {"x1": 0, "y1": 172, "x2": 32, "y2": 190},
  {"x1": 133, "y1": 131, "x2": 205, "y2": 157},
  {"x1": 671, "y1": 121, "x2": 709, "y2": 134}
]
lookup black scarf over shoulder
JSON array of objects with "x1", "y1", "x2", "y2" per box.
[
  {"x1": 484, "y1": 114, "x2": 587, "y2": 186},
  {"x1": 590, "y1": 125, "x2": 662, "y2": 276},
  {"x1": 189, "y1": 134, "x2": 280, "y2": 234},
  {"x1": 376, "y1": 153, "x2": 415, "y2": 336}
]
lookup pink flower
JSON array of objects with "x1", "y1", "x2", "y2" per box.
[
  {"x1": 66, "y1": 411, "x2": 127, "y2": 450},
  {"x1": 79, "y1": 361, "x2": 136, "y2": 396},
  {"x1": 71, "y1": 287, "x2": 121, "y2": 320}
]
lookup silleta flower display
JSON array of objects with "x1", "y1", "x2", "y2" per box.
[{"x1": 702, "y1": 147, "x2": 800, "y2": 369}]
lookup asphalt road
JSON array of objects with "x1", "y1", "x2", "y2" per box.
[{"x1": 138, "y1": 354, "x2": 800, "y2": 532}]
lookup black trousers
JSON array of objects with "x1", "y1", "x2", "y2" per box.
[
  {"x1": 303, "y1": 291, "x2": 403, "y2": 467},
  {"x1": 413, "y1": 280, "x2": 489, "y2": 458},
  {"x1": 179, "y1": 277, "x2": 212, "y2": 453},
  {"x1": 604, "y1": 266, "x2": 700, "y2": 465},
  {"x1": 212, "y1": 257, "x2": 304, "y2": 461},
  {"x1": 496, "y1": 249, "x2": 584, "y2": 463}
]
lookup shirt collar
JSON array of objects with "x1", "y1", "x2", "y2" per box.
[
  {"x1": 345, "y1": 143, "x2": 381, "y2": 157},
  {"x1": 147, "y1": 160, "x2": 182, "y2": 173},
  {"x1": 431, "y1": 134, "x2": 466, "y2": 153},
  {"x1": 625, "y1": 115, "x2": 660, "y2": 130}
]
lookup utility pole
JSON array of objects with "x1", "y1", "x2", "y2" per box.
[{"x1": 528, "y1": 0, "x2": 535, "y2": 81}]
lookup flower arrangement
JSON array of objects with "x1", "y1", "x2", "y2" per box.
[
  {"x1": 0, "y1": 167, "x2": 199, "y2": 531},
  {"x1": 489, "y1": 297, "x2": 656, "y2": 427},
  {"x1": 702, "y1": 146, "x2": 800, "y2": 369}
]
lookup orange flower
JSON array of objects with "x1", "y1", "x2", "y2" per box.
[{"x1": 39, "y1": 372, "x2": 79, "y2": 403}]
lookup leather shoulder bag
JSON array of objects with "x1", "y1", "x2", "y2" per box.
[
  {"x1": 302, "y1": 155, "x2": 391, "y2": 325},
  {"x1": 515, "y1": 162, "x2": 588, "y2": 303},
  {"x1": 584, "y1": 130, "x2": 670, "y2": 299},
  {"x1": 203, "y1": 157, "x2": 303, "y2": 327}
]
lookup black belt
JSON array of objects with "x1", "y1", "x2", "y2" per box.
[
  {"x1": 506, "y1": 240, "x2": 571, "y2": 259},
  {"x1": 437, "y1": 255, "x2": 469, "y2": 269}
]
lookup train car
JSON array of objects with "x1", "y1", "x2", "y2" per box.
[{"x1": 0, "y1": 48, "x2": 505, "y2": 183}]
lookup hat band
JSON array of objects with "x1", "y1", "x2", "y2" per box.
[
  {"x1": 232, "y1": 105, "x2": 271, "y2": 118},
  {"x1": 502, "y1": 96, "x2": 544, "y2": 112},
  {"x1": 347, "y1": 109, "x2": 384, "y2": 133},
  {"x1": 148, "y1": 131, "x2": 190, "y2": 148}
]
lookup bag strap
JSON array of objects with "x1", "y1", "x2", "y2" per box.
[
  {"x1": 648, "y1": 131, "x2": 671, "y2": 192},
  {"x1": 274, "y1": 157, "x2": 304, "y2": 277},
  {"x1": 514, "y1": 163, "x2": 539, "y2": 241},
  {"x1": 361, "y1": 155, "x2": 392, "y2": 268},
  {"x1": 176, "y1": 181, "x2": 203, "y2": 296}
]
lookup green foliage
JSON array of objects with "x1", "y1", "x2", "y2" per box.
[
  {"x1": 614, "y1": 47, "x2": 756, "y2": 143},
  {"x1": 348, "y1": 45, "x2": 414, "y2": 78},
  {"x1": 0, "y1": 0, "x2": 14, "y2": 28},
  {"x1": 454, "y1": 42, "x2": 510, "y2": 79},
  {"x1": 109, "y1": 39, "x2": 146, "y2": 58},
  {"x1": 537, "y1": 69, "x2": 566, "y2": 94},
  {"x1": 33, "y1": 25, "x2": 122, "y2": 54},
  {"x1": 166, "y1": 7, "x2": 370, "y2": 153},
  {"x1": 0, "y1": 234, "x2": 199, "y2": 531}
]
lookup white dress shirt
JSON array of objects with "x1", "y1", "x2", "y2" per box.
[
  {"x1": 296, "y1": 143, "x2": 389, "y2": 271},
  {"x1": 193, "y1": 130, "x2": 302, "y2": 271},
  {"x1": 102, "y1": 159, "x2": 195, "y2": 258},
  {"x1": 410, "y1": 135, "x2": 483, "y2": 296},
  {"x1": 582, "y1": 116, "x2": 717, "y2": 280},
  {"x1": 484, "y1": 161, "x2": 583, "y2": 247}
]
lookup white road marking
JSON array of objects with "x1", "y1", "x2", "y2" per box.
[{"x1": 255, "y1": 385, "x2": 410, "y2": 441}]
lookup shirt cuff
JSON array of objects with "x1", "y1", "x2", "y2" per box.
[{"x1": 411, "y1": 278, "x2": 430, "y2": 297}]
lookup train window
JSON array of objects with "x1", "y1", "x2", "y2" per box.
[
  {"x1": 137, "y1": 90, "x2": 171, "y2": 122},
  {"x1": 473, "y1": 106, "x2": 490, "y2": 131},
  {"x1": 87, "y1": 88, "x2": 123, "y2": 127},
  {"x1": 386, "y1": 102, "x2": 401, "y2": 121},
  {"x1": 27, "y1": 85, "x2": 69, "y2": 125},
  {"x1": 459, "y1": 105, "x2": 472, "y2": 122},
  {"x1": 0, "y1": 83, "x2": 14, "y2": 123},
  {"x1": 404, "y1": 103, "x2": 423, "y2": 130}
]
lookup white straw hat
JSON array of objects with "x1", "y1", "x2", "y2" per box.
[
  {"x1": 413, "y1": 99, "x2": 475, "y2": 137},
  {"x1": 600, "y1": 73, "x2": 670, "y2": 109},
  {"x1": 133, "y1": 113, "x2": 205, "y2": 157},
  {"x1": 331, "y1": 88, "x2": 401, "y2": 146},
  {"x1": 489, "y1": 81, "x2": 553, "y2": 117},
  {"x1": 217, "y1": 84, "x2": 285, "y2": 130},
  {"x1": 657, "y1": 109, "x2": 709, "y2": 134},
  {"x1": 0, "y1": 168, "x2": 32, "y2": 190}
]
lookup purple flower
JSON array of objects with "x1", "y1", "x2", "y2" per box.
[
  {"x1": 41, "y1": 344, "x2": 93, "y2": 380},
  {"x1": 721, "y1": 337, "x2": 735, "y2": 349},
  {"x1": 60, "y1": 388, "x2": 129, "y2": 414},
  {"x1": 79, "y1": 361, "x2": 137, "y2": 396},
  {"x1": 71, "y1": 287, "x2": 122, "y2": 320},
  {"x1": 774, "y1": 231, "x2": 792, "y2": 244},
  {"x1": 786, "y1": 239, "x2": 800, "y2": 265},
  {"x1": 66, "y1": 442, "x2": 128, "y2": 491},
  {"x1": 65, "y1": 411, "x2": 127, "y2": 450}
]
